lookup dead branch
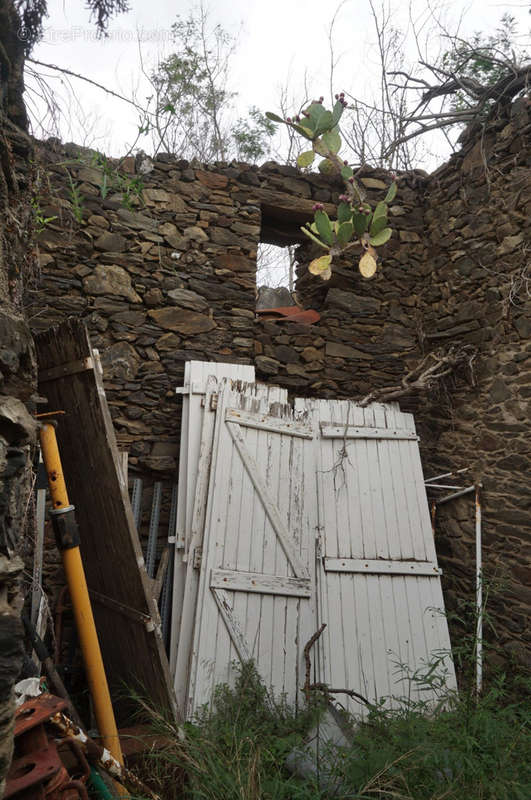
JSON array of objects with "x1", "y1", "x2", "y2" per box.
[
  {"x1": 26, "y1": 58, "x2": 151, "y2": 115},
  {"x1": 303, "y1": 623, "x2": 326, "y2": 702},
  {"x1": 416, "y1": 62, "x2": 529, "y2": 104},
  {"x1": 308, "y1": 682, "x2": 372, "y2": 709},
  {"x1": 359, "y1": 345, "x2": 477, "y2": 407},
  {"x1": 385, "y1": 60, "x2": 530, "y2": 159}
]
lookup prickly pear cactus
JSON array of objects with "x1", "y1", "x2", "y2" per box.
[{"x1": 267, "y1": 95, "x2": 397, "y2": 280}]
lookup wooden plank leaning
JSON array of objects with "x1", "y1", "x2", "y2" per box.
[{"x1": 35, "y1": 318, "x2": 177, "y2": 723}]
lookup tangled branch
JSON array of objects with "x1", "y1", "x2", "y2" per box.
[
  {"x1": 359, "y1": 345, "x2": 477, "y2": 407},
  {"x1": 308, "y1": 682, "x2": 372, "y2": 709},
  {"x1": 385, "y1": 55, "x2": 530, "y2": 159},
  {"x1": 302, "y1": 623, "x2": 372, "y2": 708}
]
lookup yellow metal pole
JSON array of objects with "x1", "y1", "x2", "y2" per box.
[{"x1": 38, "y1": 422, "x2": 125, "y2": 773}]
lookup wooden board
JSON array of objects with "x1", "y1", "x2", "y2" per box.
[
  {"x1": 172, "y1": 376, "x2": 219, "y2": 710},
  {"x1": 35, "y1": 319, "x2": 177, "y2": 722},
  {"x1": 319, "y1": 423, "x2": 418, "y2": 440},
  {"x1": 324, "y1": 559, "x2": 442, "y2": 576}
]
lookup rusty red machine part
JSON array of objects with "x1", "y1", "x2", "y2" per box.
[{"x1": 5, "y1": 695, "x2": 89, "y2": 800}]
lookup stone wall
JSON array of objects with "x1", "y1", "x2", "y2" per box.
[
  {"x1": 0, "y1": 5, "x2": 38, "y2": 789},
  {"x1": 415, "y1": 99, "x2": 531, "y2": 671},
  {"x1": 28, "y1": 98, "x2": 530, "y2": 674},
  {"x1": 30, "y1": 145, "x2": 427, "y2": 474}
]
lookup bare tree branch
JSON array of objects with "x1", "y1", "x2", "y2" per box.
[
  {"x1": 384, "y1": 61, "x2": 530, "y2": 160},
  {"x1": 26, "y1": 57, "x2": 151, "y2": 114},
  {"x1": 359, "y1": 346, "x2": 477, "y2": 407}
]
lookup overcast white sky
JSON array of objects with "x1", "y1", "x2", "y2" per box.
[{"x1": 26, "y1": 0, "x2": 530, "y2": 167}]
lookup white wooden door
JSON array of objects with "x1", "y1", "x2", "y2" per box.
[
  {"x1": 307, "y1": 398, "x2": 456, "y2": 714},
  {"x1": 173, "y1": 375, "x2": 219, "y2": 712},
  {"x1": 170, "y1": 362, "x2": 254, "y2": 674},
  {"x1": 188, "y1": 380, "x2": 317, "y2": 716}
]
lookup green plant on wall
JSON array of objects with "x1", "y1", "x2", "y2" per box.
[
  {"x1": 267, "y1": 95, "x2": 397, "y2": 281},
  {"x1": 90, "y1": 152, "x2": 144, "y2": 209},
  {"x1": 60, "y1": 154, "x2": 144, "y2": 225},
  {"x1": 30, "y1": 197, "x2": 57, "y2": 233},
  {"x1": 65, "y1": 171, "x2": 85, "y2": 223}
]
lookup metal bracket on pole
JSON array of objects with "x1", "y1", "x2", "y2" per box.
[
  {"x1": 435, "y1": 485, "x2": 476, "y2": 505},
  {"x1": 50, "y1": 505, "x2": 80, "y2": 550}
]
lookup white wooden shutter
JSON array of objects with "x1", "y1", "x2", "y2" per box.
[
  {"x1": 170, "y1": 362, "x2": 254, "y2": 674},
  {"x1": 305, "y1": 398, "x2": 456, "y2": 713},
  {"x1": 187, "y1": 381, "x2": 316, "y2": 716}
]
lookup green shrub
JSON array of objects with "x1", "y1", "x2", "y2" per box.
[{"x1": 134, "y1": 661, "x2": 530, "y2": 800}]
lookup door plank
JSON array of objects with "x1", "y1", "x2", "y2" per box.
[
  {"x1": 35, "y1": 319, "x2": 176, "y2": 722},
  {"x1": 324, "y1": 558, "x2": 442, "y2": 576},
  {"x1": 301, "y1": 397, "x2": 457, "y2": 715},
  {"x1": 226, "y1": 407, "x2": 313, "y2": 438},
  {"x1": 211, "y1": 588, "x2": 252, "y2": 663},
  {"x1": 189, "y1": 382, "x2": 316, "y2": 715},
  {"x1": 173, "y1": 377, "x2": 219, "y2": 711},
  {"x1": 210, "y1": 569, "x2": 311, "y2": 597},
  {"x1": 320, "y1": 423, "x2": 418, "y2": 440}
]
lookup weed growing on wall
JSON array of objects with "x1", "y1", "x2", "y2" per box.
[
  {"x1": 55, "y1": 152, "x2": 145, "y2": 227},
  {"x1": 90, "y1": 152, "x2": 144, "y2": 209},
  {"x1": 30, "y1": 197, "x2": 57, "y2": 233},
  {"x1": 66, "y1": 171, "x2": 84, "y2": 223}
]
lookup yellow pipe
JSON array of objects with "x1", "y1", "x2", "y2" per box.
[{"x1": 39, "y1": 422, "x2": 125, "y2": 776}]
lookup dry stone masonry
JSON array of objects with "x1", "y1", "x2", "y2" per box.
[
  {"x1": 28, "y1": 98, "x2": 530, "y2": 674},
  {"x1": 0, "y1": 64, "x2": 38, "y2": 799},
  {"x1": 30, "y1": 146, "x2": 428, "y2": 472}
]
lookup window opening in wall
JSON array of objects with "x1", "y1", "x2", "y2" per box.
[
  {"x1": 257, "y1": 210, "x2": 308, "y2": 313},
  {"x1": 256, "y1": 243, "x2": 297, "y2": 291}
]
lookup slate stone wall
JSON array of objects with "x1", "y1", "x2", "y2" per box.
[
  {"x1": 29, "y1": 98, "x2": 530, "y2": 674},
  {"x1": 415, "y1": 98, "x2": 531, "y2": 672},
  {"x1": 0, "y1": 60, "x2": 38, "y2": 800},
  {"x1": 30, "y1": 145, "x2": 426, "y2": 474}
]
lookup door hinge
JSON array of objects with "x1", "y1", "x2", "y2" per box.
[{"x1": 193, "y1": 547, "x2": 202, "y2": 569}]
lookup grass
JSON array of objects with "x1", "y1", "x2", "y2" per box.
[{"x1": 130, "y1": 660, "x2": 530, "y2": 800}]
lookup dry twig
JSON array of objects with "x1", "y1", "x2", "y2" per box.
[
  {"x1": 359, "y1": 345, "x2": 477, "y2": 407},
  {"x1": 303, "y1": 623, "x2": 326, "y2": 702},
  {"x1": 385, "y1": 61, "x2": 530, "y2": 159},
  {"x1": 308, "y1": 682, "x2": 372, "y2": 709}
]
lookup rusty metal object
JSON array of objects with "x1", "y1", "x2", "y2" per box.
[
  {"x1": 256, "y1": 306, "x2": 320, "y2": 324},
  {"x1": 49, "y1": 711, "x2": 161, "y2": 800},
  {"x1": 50, "y1": 780, "x2": 89, "y2": 800},
  {"x1": 15, "y1": 695, "x2": 68, "y2": 735},
  {"x1": 4, "y1": 746, "x2": 63, "y2": 798},
  {"x1": 7, "y1": 692, "x2": 159, "y2": 800},
  {"x1": 5, "y1": 695, "x2": 88, "y2": 800}
]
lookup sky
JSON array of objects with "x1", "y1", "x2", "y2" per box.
[{"x1": 26, "y1": 0, "x2": 530, "y2": 168}]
